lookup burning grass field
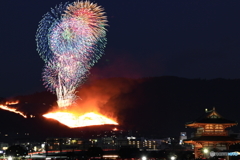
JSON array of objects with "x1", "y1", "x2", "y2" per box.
[
  {"x1": 0, "y1": 100, "x2": 118, "y2": 128},
  {"x1": 43, "y1": 111, "x2": 118, "y2": 128}
]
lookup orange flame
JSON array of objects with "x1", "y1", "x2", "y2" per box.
[
  {"x1": 0, "y1": 101, "x2": 27, "y2": 118},
  {"x1": 5, "y1": 101, "x2": 19, "y2": 105},
  {"x1": 113, "y1": 127, "x2": 118, "y2": 131},
  {"x1": 43, "y1": 111, "x2": 118, "y2": 128}
]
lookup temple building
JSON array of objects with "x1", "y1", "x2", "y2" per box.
[{"x1": 184, "y1": 107, "x2": 240, "y2": 159}]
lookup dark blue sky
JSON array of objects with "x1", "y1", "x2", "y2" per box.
[{"x1": 1, "y1": 0, "x2": 240, "y2": 97}]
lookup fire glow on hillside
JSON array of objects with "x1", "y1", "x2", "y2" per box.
[
  {"x1": 43, "y1": 111, "x2": 118, "y2": 128},
  {"x1": 42, "y1": 80, "x2": 121, "y2": 128},
  {"x1": 0, "y1": 101, "x2": 118, "y2": 127},
  {"x1": 0, "y1": 101, "x2": 27, "y2": 118}
]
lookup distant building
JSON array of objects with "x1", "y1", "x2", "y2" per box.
[
  {"x1": 179, "y1": 132, "x2": 187, "y2": 145},
  {"x1": 184, "y1": 107, "x2": 240, "y2": 159},
  {"x1": 45, "y1": 135, "x2": 167, "y2": 152},
  {"x1": 0, "y1": 142, "x2": 9, "y2": 150},
  {"x1": 46, "y1": 138, "x2": 87, "y2": 151}
]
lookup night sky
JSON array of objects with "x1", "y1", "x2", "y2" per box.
[{"x1": 1, "y1": 0, "x2": 240, "y2": 98}]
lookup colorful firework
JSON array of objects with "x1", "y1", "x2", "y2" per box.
[
  {"x1": 36, "y1": 2, "x2": 70, "y2": 62},
  {"x1": 36, "y1": 1, "x2": 107, "y2": 108}
]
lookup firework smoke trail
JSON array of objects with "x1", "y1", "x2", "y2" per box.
[{"x1": 36, "y1": 1, "x2": 107, "y2": 108}]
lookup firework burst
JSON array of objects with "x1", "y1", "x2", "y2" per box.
[{"x1": 36, "y1": 0, "x2": 107, "y2": 108}]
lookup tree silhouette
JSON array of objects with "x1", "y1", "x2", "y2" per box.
[
  {"x1": 86, "y1": 147, "x2": 103, "y2": 158},
  {"x1": 5, "y1": 145, "x2": 28, "y2": 158}
]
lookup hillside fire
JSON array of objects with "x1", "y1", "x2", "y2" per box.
[{"x1": 43, "y1": 111, "x2": 118, "y2": 128}]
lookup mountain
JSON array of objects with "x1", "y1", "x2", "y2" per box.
[{"x1": 1, "y1": 76, "x2": 240, "y2": 142}]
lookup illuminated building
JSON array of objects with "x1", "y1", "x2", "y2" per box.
[
  {"x1": 179, "y1": 132, "x2": 187, "y2": 145},
  {"x1": 184, "y1": 107, "x2": 240, "y2": 159},
  {"x1": 46, "y1": 138, "x2": 85, "y2": 151}
]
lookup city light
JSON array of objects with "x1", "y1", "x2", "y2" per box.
[
  {"x1": 203, "y1": 148, "x2": 209, "y2": 154},
  {"x1": 142, "y1": 156, "x2": 147, "y2": 160},
  {"x1": 170, "y1": 156, "x2": 176, "y2": 160}
]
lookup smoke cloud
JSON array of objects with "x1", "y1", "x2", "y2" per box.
[{"x1": 67, "y1": 77, "x2": 138, "y2": 124}]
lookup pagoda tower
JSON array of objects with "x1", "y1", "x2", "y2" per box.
[{"x1": 184, "y1": 107, "x2": 240, "y2": 159}]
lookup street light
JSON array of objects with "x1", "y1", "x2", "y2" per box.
[
  {"x1": 203, "y1": 148, "x2": 209, "y2": 154},
  {"x1": 142, "y1": 156, "x2": 147, "y2": 160},
  {"x1": 170, "y1": 156, "x2": 176, "y2": 160}
]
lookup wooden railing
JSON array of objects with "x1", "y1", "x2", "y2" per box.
[{"x1": 195, "y1": 131, "x2": 228, "y2": 136}]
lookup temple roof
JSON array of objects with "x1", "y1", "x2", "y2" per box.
[
  {"x1": 186, "y1": 107, "x2": 237, "y2": 126},
  {"x1": 184, "y1": 136, "x2": 240, "y2": 142}
]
